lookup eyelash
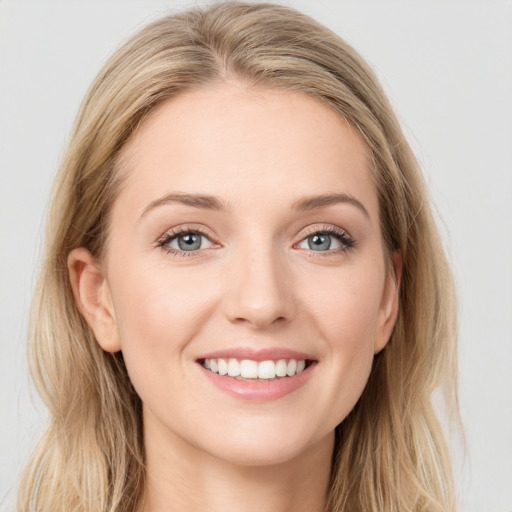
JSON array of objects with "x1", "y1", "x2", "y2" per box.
[
  {"x1": 156, "y1": 225, "x2": 356, "y2": 257},
  {"x1": 157, "y1": 227, "x2": 215, "y2": 257},
  {"x1": 295, "y1": 225, "x2": 356, "y2": 256}
]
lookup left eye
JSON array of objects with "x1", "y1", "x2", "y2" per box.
[
  {"x1": 297, "y1": 233, "x2": 343, "y2": 251},
  {"x1": 166, "y1": 232, "x2": 213, "y2": 251}
]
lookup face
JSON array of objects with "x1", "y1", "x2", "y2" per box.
[{"x1": 71, "y1": 83, "x2": 399, "y2": 467}]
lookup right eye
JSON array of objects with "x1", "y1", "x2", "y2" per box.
[{"x1": 159, "y1": 230, "x2": 214, "y2": 253}]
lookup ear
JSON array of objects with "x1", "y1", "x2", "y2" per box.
[
  {"x1": 67, "y1": 247, "x2": 121, "y2": 353},
  {"x1": 374, "y1": 251, "x2": 402, "y2": 354}
]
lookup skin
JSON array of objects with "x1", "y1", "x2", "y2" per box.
[{"x1": 69, "y1": 83, "x2": 401, "y2": 512}]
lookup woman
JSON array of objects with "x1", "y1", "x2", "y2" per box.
[{"x1": 18, "y1": 2, "x2": 459, "y2": 511}]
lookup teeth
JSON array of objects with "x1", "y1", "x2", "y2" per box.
[
  {"x1": 258, "y1": 360, "x2": 276, "y2": 379},
  {"x1": 240, "y1": 359, "x2": 258, "y2": 378},
  {"x1": 275, "y1": 359, "x2": 287, "y2": 377},
  {"x1": 218, "y1": 358, "x2": 228, "y2": 376},
  {"x1": 227, "y1": 358, "x2": 240, "y2": 377},
  {"x1": 286, "y1": 359, "x2": 297, "y2": 376},
  {"x1": 202, "y1": 358, "x2": 310, "y2": 379}
]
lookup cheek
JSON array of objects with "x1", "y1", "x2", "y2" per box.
[
  {"x1": 302, "y1": 258, "x2": 385, "y2": 348},
  {"x1": 298, "y1": 260, "x2": 385, "y2": 421},
  {"x1": 107, "y1": 260, "x2": 220, "y2": 383},
  {"x1": 112, "y1": 258, "x2": 215, "y2": 331}
]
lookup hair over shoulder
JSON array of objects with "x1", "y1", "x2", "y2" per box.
[{"x1": 19, "y1": 3, "x2": 459, "y2": 511}]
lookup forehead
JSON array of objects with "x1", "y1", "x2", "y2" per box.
[{"x1": 115, "y1": 83, "x2": 378, "y2": 220}]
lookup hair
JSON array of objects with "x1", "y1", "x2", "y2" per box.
[{"x1": 19, "y1": 2, "x2": 459, "y2": 511}]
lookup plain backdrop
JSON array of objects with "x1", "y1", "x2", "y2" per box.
[{"x1": 1, "y1": 1, "x2": 511, "y2": 511}]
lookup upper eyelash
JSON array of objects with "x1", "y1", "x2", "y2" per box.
[
  {"x1": 156, "y1": 225, "x2": 356, "y2": 256},
  {"x1": 298, "y1": 226, "x2": 356, "y2": 250},
  {"x1": 156, "y1": 227, "x2": 214, "y2": 255}
]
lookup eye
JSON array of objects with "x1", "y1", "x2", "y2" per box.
[
  {"x1": 298, "y1": 233, "x2": 340, "y2": 251},
  {"x1": 159, "y1": 230, "x2": 214, "y2": 252},
  {"x1": 296, "y1": 228, "x2": 355, "y2": 252}
]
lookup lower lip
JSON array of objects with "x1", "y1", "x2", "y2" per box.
[{"x1": 199, "y1": 363, "x2": 315, "y2": 401}]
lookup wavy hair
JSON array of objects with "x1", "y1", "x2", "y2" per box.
[{"x1": 19, "y1": 2, "x2": 459, "y2": 511}]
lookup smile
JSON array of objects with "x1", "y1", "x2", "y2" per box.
[
  {"x1": 202, "y1": 358, "x2": 310, "y2": 380},
  {"x1": 197, "y1": 348, "x2": 317, "y2": 400}
]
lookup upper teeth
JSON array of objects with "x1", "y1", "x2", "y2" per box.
[{"x1": 203, "y1": 358, "x2": 307, "y2": 379}]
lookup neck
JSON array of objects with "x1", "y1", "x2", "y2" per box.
[{"x1": 140, "y1": 412, "x2": 334, "y2": 512}]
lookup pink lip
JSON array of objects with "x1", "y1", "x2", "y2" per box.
[
  {"x1": 199, "y1": 366, "x2": 314, "y2": 401},
  {"x1": 196, "y1": 347, "x2": 317, "y2": 401},
  {"x1": 197, "y1": 347, "x2": 316, "y2": 362}
]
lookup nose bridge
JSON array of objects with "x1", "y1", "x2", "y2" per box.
[{"x1": 224, "y1": 235, "x2": 294, "y2": 329}]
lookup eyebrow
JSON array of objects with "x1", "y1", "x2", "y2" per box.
[
  {"x1": 292, "y1": 193, "x2": 370, "y2": 219},
  {"x1": 140, "y1": 191, "x2": 370, "y2": 219},
  {"x1": 141, "y1": 193, "x2": 225, "y2": 217}
]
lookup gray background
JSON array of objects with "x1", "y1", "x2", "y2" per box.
[{"x1": 1, "y1": 1, "x2": 511, "y2": 511}]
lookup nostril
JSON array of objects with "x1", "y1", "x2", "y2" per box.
[{"x1": 230, "y1": 313, "x2": 289, "y2": 330}]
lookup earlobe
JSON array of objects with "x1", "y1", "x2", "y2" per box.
[
  {"x1": 374, "y1": 251, "x2": 402, "y2": 354},
  {"x1": 67, "y1": 247, "x2": 121, "y2": 353}
]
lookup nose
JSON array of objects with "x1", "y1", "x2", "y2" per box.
[{"x1": 222, "y1": 246, "x2": 296, "y2": 330}]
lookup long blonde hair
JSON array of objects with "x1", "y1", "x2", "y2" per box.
[{"x1": 19, "y1": 3, "x2": 459, "y2": 511}]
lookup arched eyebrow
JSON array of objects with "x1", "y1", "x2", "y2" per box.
[
  {"x1": 292, "y1": 193, "x2": 370, "y2": 219},
  {"x1": 141, "y1": 193, "x2": 225, "y2": 217},
  {"x1": 140, "y1": 192, "x2": 369, "y2": 219}
]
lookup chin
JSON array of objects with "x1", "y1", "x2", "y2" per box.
[{"x1": 203, "y1": 422, "x2": 334, "y2": 468}]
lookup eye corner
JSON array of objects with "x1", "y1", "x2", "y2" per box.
[
  {"x1": 156, "y1": 225, "x2": 220, "y2": 257},
  {"x1": 294, "y1": 225, "x2": 357, "y2": 254}
]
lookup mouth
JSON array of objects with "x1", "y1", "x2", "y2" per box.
[
  {"x1": 196, "y1": 349, "x2": 317, "y2": 401},
  {"x1": 199, "y1": 357, "x2": 315, "y2": 381}
]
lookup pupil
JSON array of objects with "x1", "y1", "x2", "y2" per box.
[
  {"x1": 308, "y1": 234, "x2": 331, "y2": 251},
  {"x1": 178, "y1": 233, "x2": 201, "y2": 251}
]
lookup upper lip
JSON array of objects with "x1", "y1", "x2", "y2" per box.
[{"x1": 197, "y1": 347, "x2": 317, "y2": 362}]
